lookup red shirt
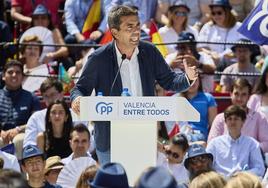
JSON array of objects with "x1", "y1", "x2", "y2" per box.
[{"x1": 12, "y1": 0, "x2": 63, "y2": 28}]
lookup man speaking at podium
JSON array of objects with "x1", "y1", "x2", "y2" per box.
[{"x1": 71, "y1": 5, "x2": 198, "y2": 165}]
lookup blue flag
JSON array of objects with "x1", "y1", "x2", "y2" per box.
[
  {"x1": 238, "y1": 0, "x2": 268, "y2": 45},
  {"x1": 0, "y1": 143, "x2": 15, "y2": 155}
]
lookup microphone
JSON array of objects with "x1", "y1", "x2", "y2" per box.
[{"x1": 110, "y1": 54, "x2": 127, "y2": 95}]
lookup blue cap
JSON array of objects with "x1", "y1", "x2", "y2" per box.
[
  {"x1": 32, "y1": 4, "x2": 50, "y2": 16},
  {"x1": 169, "y1": 0, "x2": 190, "y2": 12},
  {"x1": 231, "y1": 38, "x2": 257, "y2": 52},
  {"x1": 184, "y1": 144, "x2": 213, "y2": 169},
  {"x1": 177, "y1": 31, "x2": 196, "y2": 42},
  {"x1": 136, "y1": 166, "x2": 180, "y2": 188},
  {"x1": 90, "y1": 162, "x2": 130, "y2": 188},
  {"x1": 209, "y1": 0, "x2": 232, "y2": 9},
  {"x1": 22, "y1": 145, "x2": 43, "y2": 161}
]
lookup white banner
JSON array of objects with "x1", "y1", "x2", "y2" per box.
[{"x1": 80, "y1": 96, "x2": 200, "y2": 121}]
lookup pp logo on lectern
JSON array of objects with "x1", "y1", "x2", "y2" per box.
[{"x1": 96, "y1": 102, "x2": 113, "y2": 115}]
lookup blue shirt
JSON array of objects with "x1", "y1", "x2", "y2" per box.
[
  {"x1": 64, "y1": 0, "x2": 110, "y2": 35},
  {"x1": 0, "y1": 87, "x2": 40, "y2": 130},
  {"x1": 187, "y1": 92, "x2": 217, "y2": 137},
  {"x1": 207, "y1": 134, "x2": 265, "y2": 177}
]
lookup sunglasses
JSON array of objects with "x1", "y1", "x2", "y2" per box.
[
  {"x1": 211, "y1": 11, "x2": 224, "y2": 16},
  {"x1": 174, "y1": 12, "x2": 188, "y2": 17},
  {"x1": 165, "y1": 149, "x2": 180, "y2": 159},
  {"x1": 189, "y1": 155, "x2": 209, "y2": 165}
]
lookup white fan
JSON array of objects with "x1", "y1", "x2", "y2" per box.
[
  {"x1": 20, "y1": 26, "x2": 56, "y2": 62},
  {"x1": 56, "y1": 157, "x2": 97, "y2": 188}
]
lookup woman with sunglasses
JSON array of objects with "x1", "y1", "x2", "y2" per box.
[
  {"x1": 157, "y1": 133, "x2": 189, "y2": 184},
  {"x1": 198, "y1": 0, "x2": 243, "y2": 64},
  {"x1": 159, "y1": 2, "x2": 198, "y2": 54}
]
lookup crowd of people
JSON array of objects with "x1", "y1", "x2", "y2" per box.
[{"x1": 0, "y1": 0, "x2": 268, "y2": 187}]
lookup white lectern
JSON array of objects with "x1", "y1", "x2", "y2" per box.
[{"x1": 80, "y1": 96, "x2": 199, "y2": 185}]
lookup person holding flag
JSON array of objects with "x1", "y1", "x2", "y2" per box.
[{"x1": 64, "y1": 0, "x2": 110, "y2": 60}]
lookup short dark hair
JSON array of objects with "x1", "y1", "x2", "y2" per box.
[
  {"x1": 108, "y1": 5, "x2": 138, "y2": 30},
  {"x1": 40, "y1": 78, "x2": 63, "y2": 94},
  {"x1": 231, "y1": 78, "x2": 252, "y2": 94},
  {"x1": 3, "y1": 60, "x2": 24, "y2": 73},
  {"x1": 70, "y1": 123, "x2": 90, "y2": 141},
  {"x1": 171, "y1": 133, "x2": 189, "y2": 152},
  {"x1": 224, "y1": 105, "x2": 247, "y2": 121}
]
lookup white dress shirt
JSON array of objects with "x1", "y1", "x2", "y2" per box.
[
  {"x1": 157, "y1": 152, "x2": 189, "y2": 184},
  {"x1": 207, "y1": 134, "x2": 265, "y2": 178},
  {"x1": 115, "y1": 42, "x2": 143, "y2": 96}
]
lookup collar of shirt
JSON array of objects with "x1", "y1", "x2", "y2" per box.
[
  {"x1": 3, "y1": 87, "x2": 22, "y2": 97},
  {"x1": 114, "y1": 42, "x2": 139, "y2": 62},
  {"x1": 226, "y1": 134, "x2": 243, "y2": 145}
]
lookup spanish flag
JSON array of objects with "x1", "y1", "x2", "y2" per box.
[
  {"x1": 149, "y1": 21, "x2": 168, "y2": 57},
  {"x1": 82, "y1": 0, "x2": 101, "y2": 39}
]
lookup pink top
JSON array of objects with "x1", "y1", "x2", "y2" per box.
[
  {"x1": 208, "y1": 108, "x2": 268, "y2": 152},
  {"x1": 248, "y1": 94, "x2": 262, "y2": 111}
]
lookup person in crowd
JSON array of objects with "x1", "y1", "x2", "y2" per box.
[
  {"x1": 0, "y1": 149, "x2": 20, "y2": 172},
  {"x1": 167, "y1": 31, "x2": 216, "y2": 92},
  {"x1": 248, "y1": 65, "x2": 268, "y2": 119},
  {"x1": 10, "y1": 0, "x2": 63, "y2": 31},
  {"x1": 37, "y1": 100, "x2": 73, "y2": 159},
  {"x1": 61, "y1": 124, "x2": 95, "y2": 165},
  {"x1": 225, "y1": 171, "x2": 263, "y2": 188},
  {"x1": 64, "y1": 0, "x2": 110, "y2": 46},
  {"x1": 198, "y1": 0, "x2": 243, "y2": 64},
  {"x1": 29, "y1": 4, "x2": 69, "y2": 68},
  {"x1": 189, "y1": 171, "x2": 226, "y2": 188},
  {"x1": 207, "y1": 105, "x2": 265, "y2": 178},
  {"x1": 0, "y1": 169, "x2": 29, "y2": 188},
  {"x1": 157, "y1": 133, "x2": 189, "y2": 184},
  {"x1": 184, "y1": 144, "x2": 214, "y2": 181},
  {"x1": 71, "y1": 5, "x2": 198, "y2": 165},
  {"x1": 0, "y1": 60, "x2": 40, "y2": 158},
  {"x1": 23, "y1": 78, "x2": 89, "y2": 148},
  {"x1": 0, "y1": 21, "x2": 16, "y2": 71},
  {"x1": 44, "y1": 156, "x2": 64, "y2": 185},
  {"x1": 20, "y1": 35, "x2": 50, "y2": 92},
  {"x1": 208, "y1": 78, "x2": 268, "y2": 153},
  {"x1": 166, "y1": 77, "x2": 217, "y2": 142},
  {"x1": 90, "y1": 162, "x2": 130, "y2": 188},
  {"x1": 156, "y1": 0, "x2": 211, "y2": 29},
  {"x1": 75, "y1": 164, "x2": 98, "y2": 188},
  {"x1": 21, "y1": 145, "x2": 62, "y2": 188},
  {"x1": 158, "y1": 2, "x2": 198, "y2": 54},
  {"x1": 135, "y1": 166, "x2": 181, "y2": 188},
  {"x1": 220, "y1": 38, "x2": 260, "y2": 92},
  {"x1": 24, "y1": 78, "x2": 64, "y2": 147},
  {"x1": 180, "y1": 77, "x2": 217, "y2": 141}
]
